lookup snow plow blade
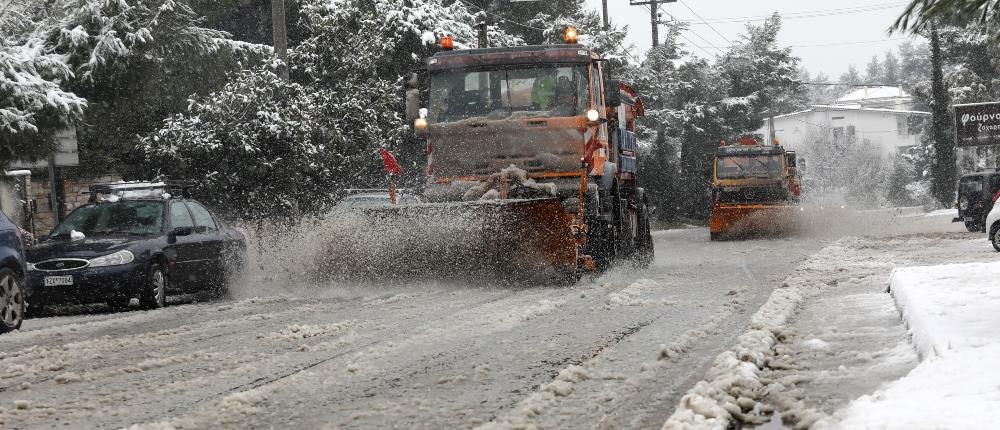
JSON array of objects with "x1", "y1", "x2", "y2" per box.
[
  {"x1": 709, "y1": 204, "x2": 799, "y2": 240},
  {"x1": 317, "y1": 198, "x2": 579, "y2": 284}
]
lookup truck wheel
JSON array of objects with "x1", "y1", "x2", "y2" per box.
[
  {"x1": 589, "y1": 221, "x2": 619, "y2": 271},
  {"x1": 965, "y1": 220, "x2": 982, "y2": 232},
  {"x1": 634, "y1": 203, "x2": 654, "y2": 269},
  {"x1": 710, "y1": 232, "x2": 721, "y2": 241}
]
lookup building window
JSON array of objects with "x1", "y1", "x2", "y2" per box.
[
  {"x1": 832, "y1": 126, "x2": 844, "y2": 144},
  {"x1": 846, "y1": 125, "x2": 856, "y2": 143}
]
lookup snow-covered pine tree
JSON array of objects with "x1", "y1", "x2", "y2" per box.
[
  {"x1": 0, "y1": 0, "x2": 268, "y2": 171},
  {"x1": 145, "y1": 0, "x2": 523, "y2": 220}
]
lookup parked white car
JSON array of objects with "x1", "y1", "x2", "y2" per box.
[{"x1": 987, "y1": 198, "x2": 1000, "y2": 252}]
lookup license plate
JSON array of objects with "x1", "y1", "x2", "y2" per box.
[{"x1": 43, "y1": 276, "x2": 73, "y2": 286}]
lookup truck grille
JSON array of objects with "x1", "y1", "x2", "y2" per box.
[
  {"x1": 34, "y1": 259, "x2": 89, "y2": 271},
  {"x1": 717, "y1": 186, "x2": 789, "y2": 204}
]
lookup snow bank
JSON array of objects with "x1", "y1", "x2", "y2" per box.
[
  {"x1": 824, "y1": 261, "x2": 1000, "y2": 429},
  {"x1": 662, "y1": 243, "x2": 854, "y2": 429}
]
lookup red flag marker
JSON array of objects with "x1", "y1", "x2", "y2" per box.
[{"x1": 379, "y1": 148, "x2": 403, "y2": 175}]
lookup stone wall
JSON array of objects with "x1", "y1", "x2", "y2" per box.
[{"x1": 25, "y1": 172, "x2": 121, "y2": 235}]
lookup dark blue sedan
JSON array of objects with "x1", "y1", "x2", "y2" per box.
[
  {"x1": 0, "y1": 210, "x2": 26, "y2": 332},
  {"x1": 25, "y1": 189, "x2": 246, "y2": 311}
]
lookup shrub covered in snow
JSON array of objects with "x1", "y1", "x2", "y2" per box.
[
  {"x1": 0, "y1": 0, "x2": 267, "y2": 169},
  {"x1": 143, "y1": 63, "x2": 395, "y2": 220},
  {"x1": 143, "y1": 0, "x2": 523, "y2": 220}
]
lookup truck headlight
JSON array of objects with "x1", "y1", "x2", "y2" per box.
[
  {"x1": 586, "y1": 109, "x2": 600, "y2": 123},
  {"x1": 88, "y1": 250, "x2": 135, "y2": 268},
  {"x1": 414, "y1": 118, "x2": 428, "y2": 136}
]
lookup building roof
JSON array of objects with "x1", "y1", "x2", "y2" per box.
[{"x1": 835, "y1": 86, "x2": 910, "y2": 104}]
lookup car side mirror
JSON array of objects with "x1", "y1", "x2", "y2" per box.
[{"x1": 168, "y1": 226, "x2": 194, "y2": 243}]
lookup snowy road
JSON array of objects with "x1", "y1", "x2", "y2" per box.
[{"x1": 0, "y1": 226, "x2": 827, "y2": 430}]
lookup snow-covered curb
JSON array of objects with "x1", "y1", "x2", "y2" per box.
[
  {"x1": 661, "y1": 242, "x2": 852, "y2": 429},
  {"x1": 822, "y1": 261, "x2": 1000, "y2": 429}
]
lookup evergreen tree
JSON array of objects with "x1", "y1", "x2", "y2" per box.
[
  {"x1": 886, "y1": 154, "x2": 917, "y2": 205},
  {"x1": 865, "y1": 55, "x2": 884, "y2": 83},
  {"x1": 883, "y1": 51, "x2": 901, "y2": 84},
  {"x1": 0, "y1": 0, "x2": 257, "y2": 170},
  {"x1": 898, "y1": 41, "x2": 931, "y2": 88},
  {"x1": 144, "y1": 0, "x2": 522, "y2": 220},
  {"x1": 928, "y1": 25, "x2": 957, "y2": 207},
  {"x1": 839, "y1": 64, "x2": 862, "y2": 86}
]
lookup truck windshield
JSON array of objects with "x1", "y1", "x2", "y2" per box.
[
  {"x1": 51, "y1": 201, "x2": 164, "y2": 238},
  {"x1": 429, "y1": 65, "x2": 588, "y2": 123},
  {"x1": 716, "y1": 155, "x2": 784, "y2": 179}
]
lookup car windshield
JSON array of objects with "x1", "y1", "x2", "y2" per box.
[
  {"x1": 716, "y1": 155, "x2": 784, "y2": 179},
  {"x1": 428, "y1": 65, "x2": 588, "y2": 123},
  {"x1": 51, "y1": 201, "x2": 165, "y2": 238},
  {"x1": 960, "y1": 178, "x2": 984, "y2": 194}
]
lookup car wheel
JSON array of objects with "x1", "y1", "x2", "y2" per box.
[
  {"x1": 139, "y1": 265, "x2": 167, "y2": 310},
  {"x1": 991, "y1": 223, "x2": 1000, "y2": 252},
  {"x1": 0, "y1": 268, "x2": 25, "y2": 333},
  {"x1": 965, "y1": 220, "x2": 981, "y2": 232}
]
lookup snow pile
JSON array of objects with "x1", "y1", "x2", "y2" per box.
[
  {"x1": 465, "y1": 164, "x2": 558, "y2": 201},
  {"x1": 70, "y1": 230, "x2": 85, "y2": 240},
  {"x1": 823, "y1": 261, "x2": 1000, "y2": 429},
  {"x1": 259, "y1": 321, "x2": 355, "y2": 341},
  {"x1": 662, "y1": 243, "x2": 853, "y2": 429},
  {"x1": 501, "y1": 298, "x2": 565, "y2": 323},
  {"x1": 606, "y1": 278, "x2": 673, "y2": 307}
]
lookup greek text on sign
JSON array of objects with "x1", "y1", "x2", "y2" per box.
[{"x1": 954, "y1": 102, "x2": 1000, "y2": 148}]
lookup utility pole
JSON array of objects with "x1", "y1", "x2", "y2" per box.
[
  {"x1": 629, "y1": 0, "x2": 676, "y2": 47},
  {"x1": 271, "y1": 0, "x2": 289, "y2": 80},
  {"x1": 602, "y1": 0, "x2": 609, "y2": 30}
]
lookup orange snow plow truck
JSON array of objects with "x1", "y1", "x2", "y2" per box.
[
  {"x1": 327, "y1": 29, "x2": 653, "y2": 284},
  {"x1": 709, "y1": 137, "x2": 801, "y2": 240}
]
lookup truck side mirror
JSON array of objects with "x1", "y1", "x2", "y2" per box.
[
  {"x1": 604, "y1": 79, "x2": 622, "y2": 107},
  {"x1": 405, "y1": 88, "x2": 420, "y2": 122},
  {"x1": 405, "y1": 73, "x2": 421, "y2": 122}
]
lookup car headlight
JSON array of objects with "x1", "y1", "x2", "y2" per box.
[
  {"x1": 26, "y1": 263, "x2": 36, "y2": 272},
  {"x1": 88, "y1": 250, "x2": 135, "y2": 268}
]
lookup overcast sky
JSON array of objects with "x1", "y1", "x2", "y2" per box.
[{"x1": 582, "y1": 0, "x2": 923, "y2": 79}]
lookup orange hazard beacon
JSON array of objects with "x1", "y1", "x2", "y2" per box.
[{"x1": 708, "y1": 136, "x2": 801, "y2": 240}]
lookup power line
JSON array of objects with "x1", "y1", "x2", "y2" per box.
[
  {"x1": 453, "y1": 0, "x2": 546, "y2": 32},
  {"x1": 678, "y1": 0, "x2": 732, "y2": 45},
  {"x1": 651, "y1": 6, "x2": 722, "y2": 57},
  {"x1": 678, "y1": 2, "x2": 909, "y2": 25},
  {"x1": 683, "y1": 37, "x2": 906, "y2": 52}
]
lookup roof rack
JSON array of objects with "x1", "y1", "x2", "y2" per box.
[
  {"x1": 85, "y1": 181, "x2": 196, "y2": 203},
  {"x1": 344, "y1": 188, "x2": 414, "y2": 195}
]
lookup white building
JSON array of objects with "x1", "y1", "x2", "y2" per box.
[{"x1": 760, "y1": 87, "x2": 930, "y2": 156}]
